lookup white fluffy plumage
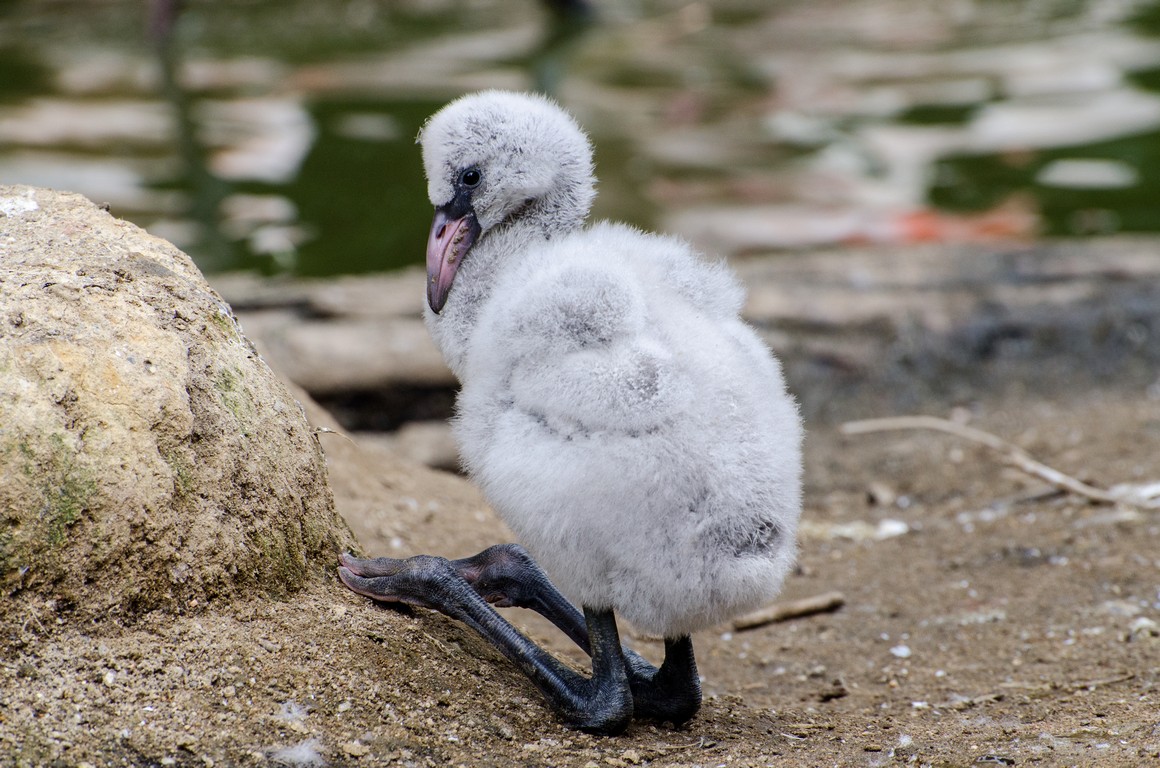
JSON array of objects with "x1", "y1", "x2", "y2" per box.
[{"x1": 419, "y1": 91, "x2": 802, "y2": 638}]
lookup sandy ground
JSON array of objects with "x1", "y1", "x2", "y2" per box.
[{"x1": 4, "y1": 377, "x2": 1159, "y2": 766}]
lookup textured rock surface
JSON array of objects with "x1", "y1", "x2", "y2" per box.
[{"x1": 0, "y1": 185, "x2": 354, "y2": 627}]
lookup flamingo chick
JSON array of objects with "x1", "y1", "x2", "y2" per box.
[{"x1": 338, "y1": 91, "x2": 803, "y2": 735}]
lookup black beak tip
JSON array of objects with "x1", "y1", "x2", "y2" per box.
[{"x1": 427, "y1": 287, "x2": 446, "y2": 315}]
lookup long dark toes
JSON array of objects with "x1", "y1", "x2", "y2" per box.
[
  {"x1": 339, "y1": 553, "x2": 408, "y2": 578},
  {"x1": 337, "y1": 566, "x2": 406, "y2": 603},
  {"x1": 337, "y1": 566, "x2": 371, "y2": 594}
]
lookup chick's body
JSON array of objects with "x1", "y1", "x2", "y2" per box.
[{"x1": 433, "y1": 219, "x2": 802, "y2": 637}]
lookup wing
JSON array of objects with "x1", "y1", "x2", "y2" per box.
[
  {"x1": 499, "y1": 262, "x2": 687, "y2": 436},
  {"x1": 585, "y1": 221, "x2": 745, "y2": 322}
]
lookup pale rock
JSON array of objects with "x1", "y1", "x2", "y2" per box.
[{"x1": 0, "y1": 185, "x2": 355, "y2": 629}]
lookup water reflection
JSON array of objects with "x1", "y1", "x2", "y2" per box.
[
  {"x1": 2, "y1": 1, "x2": 1160, "y2": 275},
  {"x1": 135, "y1": 0, "x2": 595, "y2": 274},
  {"x1": 150, "y1": 0, "x2": 231, "y2": 271},
  {"x1": 527, "y1": 0, "x2": 596, "y2": 95},
  {"x1": 284, "y1": 97, "x2": 441, "y2": 276}
]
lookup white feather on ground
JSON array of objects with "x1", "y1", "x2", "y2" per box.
[{"x1": 269, "y1": 737, "x2": 324, "y2": 767}]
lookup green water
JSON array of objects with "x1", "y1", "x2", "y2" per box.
[
  {"x1": 932, "y1": 131, "x2": 1160, "y2": 237},
  {"x1": 3, "y1": 0, "x2": 1160, "y2": 275},
  {"x1": 232, "y1": 97, "x2": 441, "y2": 276}
]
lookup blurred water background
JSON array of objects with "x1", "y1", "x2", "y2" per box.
[{"x1": 3, "y1": 0, "x2": 1160, "y2": 276}]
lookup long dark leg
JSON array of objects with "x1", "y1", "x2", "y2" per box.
[
  {"x1": 341, "y1": 547, "x2": 702, "y2": 726},
  {"x1": 448, "y1": 544, "x2": 592, "y2": 651},
  {"x1": 338, "y1": 554, "x2": 633, "y2": 734},
  {"x1": 447, "y1": 545, "x2": 700, "y2": 724},
  {"x1": 624, "y1": 636, "x2": 701, "y2": 725}
]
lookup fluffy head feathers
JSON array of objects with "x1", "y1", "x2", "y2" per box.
[{"x1": 418, "y1": 90, "x2": 596, "y2": 232}]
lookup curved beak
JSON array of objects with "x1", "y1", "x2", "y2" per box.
[{"x1": 426, "y1": 207, "x2": 480, "y2": 314}]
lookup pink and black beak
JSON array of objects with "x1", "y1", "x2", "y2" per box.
[{"x1": 426, "y1": 189, "x2": 481, "y2": 314}]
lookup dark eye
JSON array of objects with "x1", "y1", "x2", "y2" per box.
[{"x1": 460, "y1": 168, "x2": 482, "y2": 188}]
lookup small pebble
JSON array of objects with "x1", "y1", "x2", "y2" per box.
[
  {"x1": 876, "y1": 519, "x2": 910, "y2": 539},
  {"x1": 620, "y1": 748, "x2": 642, "y2": 764},
  {"x1": 867, "y1": 481, "x2": 896, "y2": 506},
  {"x1": 890, "y1": 644, "x2": 912, "y2": 659},
  {"x1": 1129, "y1": 616, "x2": 1159, "y2": 639},
  {"x1": 342, "y1": 741, "x2": 370, "y2": 757}
]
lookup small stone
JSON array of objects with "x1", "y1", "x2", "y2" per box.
[
  {"x1": 890, "y1": 644, "x2": 912, "y2": 659},
  {"x1": 867, "y1": 482, "x2": 896, "y2": 506},
  {"x1": 876, "y1": 519, "x2": 910, "y2": 539},
  {"x1": 819, "y1": 678, "x2": 849, "y2": 702},
  {"x1": 337, "y1": 700, "x2": 353, "y2": 713},
  {"x1": 1129, "y1": 616, "x2": 1159, "y2": 639},
  {"x1": 342, "y1": 741, "x2": 370, "y2": 757},
  {"x1": 102, "y1": 671, "x2": 116, "y2": 687},
  {"x1": 620, "y1": 749, "x2": 642, "y2": 764}
]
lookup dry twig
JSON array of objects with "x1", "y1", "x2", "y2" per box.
[
  {"x1": 732, "y1": 591, "x2": 846, "y2": 631},
  {"x1": 314, "y1": 426, "x2": 356, "y2": 444},
  {"x1": 1000, "y1": 672, "x2": 1135, "y2": 694},
  {"x1": 840, "y1": 415, "x2": 1160, "y2": 508}
]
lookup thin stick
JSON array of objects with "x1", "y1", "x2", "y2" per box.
[
  {"x1": 313, "y1": 426, "x2": 356, "y2": 445},
  {"x1": 840, "y1": 416, "x2": 1122, "y2": 505},
  {"x1": 732, "y1": 591, "x2": 846, "y2": 631},
  {"x1": 1065, "y1": 672, "x2": 1135, "y2": 692},
  {"x1": 1000, "y1": 671, "x2": 1135, "y2": 693}
]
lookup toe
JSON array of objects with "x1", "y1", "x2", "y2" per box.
[
  {"x1": 337, "y1": 566, "x2": 400, "y2": 601},
  {"x1": 339, "y1": 553, "x2": 408, "y2": 578}
]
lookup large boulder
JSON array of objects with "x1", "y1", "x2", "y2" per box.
[{"x1": 0, "y1": 185, "x2": 355, "y2": 627}]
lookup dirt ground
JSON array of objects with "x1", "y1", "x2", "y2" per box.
[
  {"x1": 4, "y1": 245, "x2": 1160, "y2": 766},
  {"x1": 4, "y1": 383, "x2": 1158, "y2": 767}
]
